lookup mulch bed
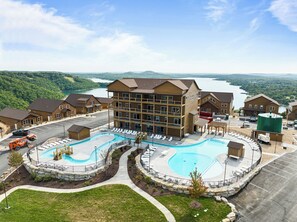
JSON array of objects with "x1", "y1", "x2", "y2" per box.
[
  {"x1": 127, "y1": 149, "x2": 175, "y2": 197},
  {"x1": 0, "y1": 146, "x2": 131, "y2": 194}
]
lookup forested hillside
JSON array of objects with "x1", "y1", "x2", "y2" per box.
[{"x1": 0, "y1": 71, "x2": 98, "y2": 110}]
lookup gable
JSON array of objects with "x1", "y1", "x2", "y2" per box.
[
  {"x1": 108, "y1": 80, "x2": 132, "y2": 92},
  {"x1": 154, "y1": 81, "x2": 185, "y2": 95}
]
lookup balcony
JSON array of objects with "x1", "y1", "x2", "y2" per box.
[{"x1": 112, "y1": 96, "x2": 183, "y2": 105}]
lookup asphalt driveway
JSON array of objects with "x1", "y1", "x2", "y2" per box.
[
  {"x1": 0, "y1": 111, "x2": 113, "y2": 175},
  {"x1": 229, "y1": 150, "x2": 297, "y2": 222}
]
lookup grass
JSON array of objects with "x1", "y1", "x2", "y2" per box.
[
  {"x1": 0, "y1": 185, "x2": 166, "y2": 222},
  {"x1": 156, "y1": 194, "x2": 230, "y2": 222}
]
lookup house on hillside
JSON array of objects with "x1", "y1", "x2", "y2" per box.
[
  {"x1": 96, "y1": 97, "x2": 113, "y2": 109},
  {"x1": 28, "y1": 98, "x2": 76, "y2": 122},
  {"x1": 0, "y1": 108, "x2": 42, "y2": 130},
  {"x1": 287, "y1": 101, "x2": 297, "y2": 120},
  {"x1": 243, "y1": 94, "x2": 279, "y2": 116},
  {"x1": 65, "y1": 94, "x2": 101, "y2": 114},
  {"x1": 199, "y1": 91, "x2": 234, "y2": 115},
  {"x1": 108, "y1": 78, "x2": 201, "y2": 138}
]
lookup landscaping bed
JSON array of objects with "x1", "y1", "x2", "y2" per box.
[
  {"x1": 0, "y1": 184, "x2": 166, "y2": 222},
  {"x1": 0, "y1": 146, "x2": 131, "y2": 193}
]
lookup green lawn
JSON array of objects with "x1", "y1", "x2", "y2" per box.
[
  {"x1": 156, "y1": 194, "x2": 230, "y2": 222},
  {"x1": 0, "y1": 185, "x2": 166, "y2": 222}
]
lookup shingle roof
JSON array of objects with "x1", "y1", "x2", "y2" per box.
[
  {"x1": 65, "y1": 94, "x2": 100, "y2": 108},
  {"x1": 228, "y1": 141, "x2": 244, "y2": 149},
  {"x1": 108, "y1": 78, "x2": 200, "y2": 93},
  {"x1": 67, "y1": 124, "x2": 91, "y2": 133},
  {"x1": 244, "y1": 94, "x2": 279, "y2": 105},
  {"x1": 289, "y1": 100, "x2": 297, "y2": 107},
  {"x1": 0, "y1": 108, "x2": 30, "y2": 120},
  {"x1": 96, "y1": 97, "x2": 113, "y2": 104},
  {"x1": 28, "y1": 98, "x2": 65, "y2": 113},
  {"x1": 201, "y1": 91, "x2": 234, "y2": 103}
]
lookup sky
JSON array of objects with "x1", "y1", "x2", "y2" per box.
[{"x1": 0, "y1": 0, "x2": 297, "y2": 73}]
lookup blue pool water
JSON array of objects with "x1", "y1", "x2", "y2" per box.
[
  {"x1": 40, "y1": 133, "x2": 125, "y2": 165},
  {"x1": 168, "y1": 139, "x2": 228, "y2": 178}
]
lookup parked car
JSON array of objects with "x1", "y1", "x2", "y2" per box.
[
  {"x1": 249, "y1": 117, "x2": 257, "y2": 122},
  {"x1": 12, "y1": 129, "x2": 30, "y2": 136}
]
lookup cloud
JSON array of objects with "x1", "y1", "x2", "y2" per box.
[
  {"x1": 249, "y1": 17, "x2": 261, "y2": 33},
  {"x1": 0, "y1": 0, "x2": 170, "y2": 72},
  {"x1": 205, "y1": 0, "x2": 236, "y2": 22},
  {"x1": 269, "y1": 0, "x2": 297, "y2": 32}
]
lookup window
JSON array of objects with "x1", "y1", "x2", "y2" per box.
[
  {"x1": 136, "y1": 94, "x2": 141, "y2": 99},
  {"x1": 147, "y1": 105, "x2": 153, "y2": 110},
  {"x1": 147, "y1": 115, "x2": 152, "y2": 120},
  {"x1": 66, "y1": 104, "x2": 69, "y2": 109},
  {"x1": 161, "y1": 95, "x2": 167, "y2": 101},
  {"x1": 122, "y1": 93, "x2": 129, "y2": 98},
  {"x1": 171, "y1": 107, "x2": 180, "y2": 113},
  {"x1": 270, "y1": 106, "x2": 275, "y2": 111},
  {"x1": 133, "y1": 113, "x2": 140, "y2": 119},
  {"x1": 174, "y1": 118, "x2": 181, "y2": 125},
  {"x1": 137, "y1": 104, "x2": 141, "y2": 110},
  {"x1": 149, "y1": 95, "x2": 155, "y2": 100},
  {"x1": 59, "y1": 105, "x2": 63, "y2": 110},
  {"x1": 22, "y1": 119, "x2": 29, "y2": 125},
  {"x1": 249, "y1": 104, "x2": 252, "y2": 108},
  {"x1": 260, "y1": 105, "x2": 264, "y2": 110},
  {"x1": 125, "y1": 103, "x2": 129, "y2": 108},
  {"x1": 164, "y1": 117, "x2": 168, "y2": 122},
  {"x1": 155, "y1": 116, "x2": 160, "y2": 122},
  {"x1": 56, "y1": 113, "x2": 61, "y2": 119},
  {"x1": 119, "y1": 112, "x2": 122, "y2": 117},
  {"x1": 221, "y1": 103, "x2": 227, "y2": 107},
  {"x1": 168, "y1": 96, "x2": 173, "y2": 101},
  {"x1": 37, "y1": 117, "x2": 41, "y2": 122},
  {"x1": 118, "y1": 102, "x2": 122, "y2": 108},
  {"x1": 161, "y1": 106, "x2": 167, "y2": 113},
  {"x1": 125, "y1": 112, "x2": 129, "y2": 117},
  {"x1": 254, "y1": 104, "x2": 258, "y2": 109}
]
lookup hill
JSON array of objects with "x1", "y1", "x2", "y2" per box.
[{"x1": 0, "y1": 71, "x2": 98, "y2": 110}]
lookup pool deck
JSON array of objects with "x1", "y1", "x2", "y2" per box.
[{"x1": 145, "y1": 132, "x2": 262, "y2": 184}]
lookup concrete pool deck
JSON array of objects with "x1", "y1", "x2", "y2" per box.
[{"x1": 143, "y1": 132, "x2": 261, "y2": 185}]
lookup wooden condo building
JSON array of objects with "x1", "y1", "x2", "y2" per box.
[
  {"x1": 199, "y1": 91, "x2": 234, "y2": 115},
  {"x1": 108, "y1": 78, "x2": 201, "y2": 138},
  {"x1": 243, "y1": 94, "x2": 280, "y2": 116}
]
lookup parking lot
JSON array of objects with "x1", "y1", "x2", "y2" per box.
[{"x1": 229, "y1": 150, "x2": 297, "y2": 222}]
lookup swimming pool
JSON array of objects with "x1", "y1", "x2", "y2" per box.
[
  {"x1": 40, "y1": 133, "x2": 125, "y2": 165},
  {"x1": 168, "y1": 139, "x2": 229, "y2": 179}
]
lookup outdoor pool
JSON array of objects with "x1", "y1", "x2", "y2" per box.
[
  {"x1": 40, "y1": 133, "x2": 125, "y2": 165},
  {"x1": 168, "y1": 139, "x2": 229, "y2": 179}
]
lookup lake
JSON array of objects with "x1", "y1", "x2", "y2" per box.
[{"x1": 67, "y1": 77, "x2": 285, "y2": 112}]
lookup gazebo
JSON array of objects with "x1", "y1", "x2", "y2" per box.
[
  {"x1": 194, "y1": 118, "x2": 209, "y2": 135},
  {"x1": 227, "y1": 141, "x2": 245, "y2": 159},
  {"x1": 207, "y1": 121, "x2": 227, "y2": 136}
]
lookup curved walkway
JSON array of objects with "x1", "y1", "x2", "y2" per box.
[{"x1": 0, "y1": 147, "x2": 176, "y2": 222}]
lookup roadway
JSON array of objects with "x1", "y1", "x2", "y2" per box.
[
  {"x1": 0, "y1": 111, "x2": 113, "y2": 176},
  {"x1": 229, "y1": 149, "x2": 297, "y2": 222}
]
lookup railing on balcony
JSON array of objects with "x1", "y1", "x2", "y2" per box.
[{"x1": 112, "y1": 96, "x2": 183, "y2": 105}]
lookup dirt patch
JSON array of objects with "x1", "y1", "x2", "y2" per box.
[
  {"x1": 0, "y1": 146, "x2": 131, "y2": 194},
  {"x1": 127, "y1": 149, "x2": 175, "y2": 197}
]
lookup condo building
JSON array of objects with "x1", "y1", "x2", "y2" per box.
[{"x1": 107, "y1": 78, "x2": 201, "y2": 138}]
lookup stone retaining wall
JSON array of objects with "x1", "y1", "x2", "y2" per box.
[
  {"x1": 135, "y1": 155, "x2": 261, "y2": 198},
  {"x1": 23, "y1": 145, "x2": 127, "y2": 181}
]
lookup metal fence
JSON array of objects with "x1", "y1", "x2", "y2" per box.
[
  {"x1": 27, "y1": 140, "x2": 131, "y2": 173},
  {"x1": 140, "y1": 131, "x2": 262, "y2": 188}
]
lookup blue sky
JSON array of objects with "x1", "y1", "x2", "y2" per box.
[{"x1": 1, "y1": 0, "x2": 297, "y2": 73}]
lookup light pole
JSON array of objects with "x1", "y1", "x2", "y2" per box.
[
  {"x1": 36, "y1": 139, "x2": 39, "y2": 164},
  {"x1": 1, "y1": 180, "x2": 10, "y2": 209},
  {"x1": 223, "y1": 157, "x2": 228, "y2": 186},
  {"x1": 274, "y1": 134, "x2": 278, "y2": 154},
  {"x1": 94, "y1": 146, "x2": 98, "y2": 169}
]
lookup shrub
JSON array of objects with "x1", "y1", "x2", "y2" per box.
[
  {"x1": 8, "y1": 151, "x2": 24, "y2": 174},
  {"x1": 144, "y1": 176, "x2": 153, "y2": 185},
  {"x1": 188, "y1": 167, "x2": 208, "y2": 199},
  {"x1": 83, "y1": 181, "x2": 91, "y2": 187},
  {"x1": 34, "y1": 176, "x2": 43, "y2": 182}
]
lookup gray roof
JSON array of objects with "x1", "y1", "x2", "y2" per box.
[
  {"x1": 0, "y1": 108, "x2": 31, "y2": 120},
  {"x1": 289, "y1": 100, "x2": 297, "y2": 107},
  {"x1": 29, "y1": 98, "x2": 65, "y2": 113},
  {"x1": 244, "y1": 94, "x2": 279, "y2": 106},
  {"x1": 201, "y1": 91, "x2": 234, "y2": 103},
  {"x1": 65, "y1": 94, "x2": 100, "y2": 108},
  {"x1": 67, "y1": 124, "x2": 91, "y2": 133},
  {"x1": 96, "y1": 97, "x2": 113, "y2": 104}
]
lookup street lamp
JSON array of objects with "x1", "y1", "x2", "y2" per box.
[
  {"x1": 274, "y1": 134, "x2": 278, "y2": 154},
  {"x1": 36, "y1": 139, "x2": 39, "y2": 164},
  {"x1": 94, "y1": 146, "x2": 98, "y2": 169},
  {"x1": 223, "y1": 157, "x2": 228, "y2": 186},
  {"x1": 63, "y1": 125, "x2": 66, "y2": 138},
  {"x1": 1, "y1": 180, "x2": 10, "y2": 209}
]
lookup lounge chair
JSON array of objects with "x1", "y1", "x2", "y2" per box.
[
  {"x1": 162, "y1": 136, "x2": 166, "y2": 140},
  {"x1": 150, "y1": 134, "x2": 154, "y2": 138},
  {"x1": 168, "y1": 137, "x2": 172, "y2": 142}
]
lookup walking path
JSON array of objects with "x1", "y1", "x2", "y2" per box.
[{"x1": 0, "y1": 147, "x2": 176, "y2": 222}]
